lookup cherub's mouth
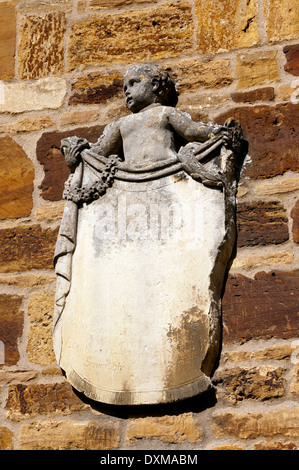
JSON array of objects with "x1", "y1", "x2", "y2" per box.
[{"x1": 126, "y1": 96, "x2": 133, "y2": 106}]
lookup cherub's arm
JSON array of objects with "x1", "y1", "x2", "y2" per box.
[
  {"x1": 168, "y1": 108, "x2": 224, "y2": 142},
  {"x1": 91, "y1": 119, "x2": 122, "y2": 157}
]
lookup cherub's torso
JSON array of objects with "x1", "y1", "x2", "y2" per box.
[{"x1": 119, "y1": 105, "x2": 177, "y2": 166}]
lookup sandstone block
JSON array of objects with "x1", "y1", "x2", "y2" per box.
[
  {"x1": 213, "y1": 366, "x2": 285, "y2": 403},
  {"x1": 0, "y1": 294, "x2": 24, "y2": 366},
  {"x1": 18, "y1": 12, "x2": 66, "y2": 79},
  {"x1": 195, "y1": 0, "x2": 260, "y2": 54},
  {"x1": 212, "y1": 409, "x2": 299, "y2": 439},
  {"x1": 254, "y1": 176, "x2": 299, "y2": 197},
  {"x1": 27, "y1": 291, "x2": 56, "y2": 365},
  {"x1": 254, "y1": 442, "x2": 298, "y2": 450},
  {"x1": 37, "y1": 125, "x2": 105, "y2": 201},
  {"x1": 34, "y1": 201, "x2": 65, "y2": 221},
  {"x1": 236, "y1": 51, "x2": 279, "y2": 89},
  {"x1": 0, "y1": 1, "x2": 16, "y2": 79},
  {"x1": 90, "y1": 0, "x2": 158, "y2": 7},
  {"x1": 231, "y1": 87, "x2": 275, "y2": 103},
  {"x1": 263, "y1": 0, "x2": 299, "y2": 42},
  {"x1": 69, "y1": 71, "x2": 124, "y2": 105},
  {"x1": 291, "y1": 199, "x2": 299, "y2": 243},
  {"x1": 165, "y1": 58, "x2": 233, "y2": 93},
  {"x1": 0, "y1": 136, "x2": 34, "y2": 220},
  {"x1": 0, "y1": 272, "x2": 56, "y2": 287},
  {"x1": 0, "y1": 370, "x2": 38, "y2": 384},
  {"x1": 0, "y1": 225, "x2": 58, "y2": 272},
  {"x1": 0, "y1": 115, "x2": 55, "y2": 134},
  {"x1": 0, "y1": 77, "x2": 66, "y2": 113},
  {"x1": 222, "y1": 270, "x2": 299, "y2": 342},
  {"x1": 67, "y1": 2, "x2": 194, "y2": 71},
  {"x1": 236, "y1": 201, "x2": 289, "y2": 247},
  {"x1": 283, "y1": 44, "x2": 299, "y2": 76},
  {"x1": 20, "y1": 419, "x2": 120, "y2": 450},
  {"x1": 126, "y1": 413, "x2": 202, "y2": 444},
  {"x1": 253, "y1": 344, "x2": 294, "y2": 361},
  {"x1": 216, "y1": 103, "x2": 299, "y2": 179},
  {"x1": 60, "y1": 110, "x2": 100, "y2": 127},
  {"x1": 6, "y1": 382, "x2": 87, "y2": 420},
  {"x1": 291, "y1": 364, "x2": 299, "y2": 397},
  {"x1": 18, "y1": 0, "x2": 73, "y2": 13},
  {"x1": 0, "y1": 426, "x2": 13, "y2": 450},
  {"x1": 232, "y1": 251, "x2": 294, "y2": 270}
]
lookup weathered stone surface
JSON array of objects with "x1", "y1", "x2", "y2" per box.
[
  {"x1": 0, "y1": 78, "x2": 66, "y2": 113},
  {"x1": 0, "y1": 136, "x2": 34, "y2": 220},
  {"x1": 253, "y1": 344, "x2": 294, "y2": 361},
  {"x1": 90, "y1": 0, "x2": 158, "y2": 7},
  {"x1": 254, "y1": 176, "x2": 299, "y2": 197},
  {"x1": 0, "y1": 370, "x2": 38, "y2": 384},
  {"x1": 34, "y1": 201, "x2": 65, "y2": 221},
  {"x1": 221, "y1": 350, "x2": 251, "y2": 363},
  {"x1": 165, "y1": 58, "x2": 233, "y2": 93},
  {"x1": 236, "y1": 201, "x2": 289, "y2": 247},
  {"x1": 222, "y1": 270, "x2": 299, "y2": 342},
  {"x1": 216, "y1": 103, "x2": 299, "y2": 179},
  {"x1": 67, "y1": 2, "x2": 194, "y2": 71},
  {"x1": 254, "y1": 442, "x2": 298, "y2": 450},
  {"x1": 195, "y1": 0, "x2": 260, "y2": 54},
  {"x1": 0, "y1": 272, "x2": 56, "y2": 287},
  {"x1": 213, "y1": 366, "x2": 285, "y2": 403},
  {"x1": 126, "y1": 413, "x2": 202, "y2": 444},
  {"x1": 0, "y1": 427, "x2": 13, "y2": 450},
  {"x1": 18, "y1": 12, "x2": 66, "y2": 79},
  {"x1": 236, "y1": 51, "x2": 279, "y2": 89},
  {"x1": 263, "y1": 0, "x2": 299, "y2": 42},
  {"x1": 0, "y1": 225, "x2": 58, "y2": 272},
  {"x1": 6, "y1": 382, "x2": 87, "y2": 420},
  {"x1": 60, "y1": 109, "x2": 100, "y2": 127},
  {"x1": 37, "y1": 125, "x2": 105, "y2": 201},
  {"x1": 283, "y1": 44, "x2": 299, "y2": 76},
  {"x1": 291, "y1": 199, "x2": 299, "y2": 243},
  {"x1": 27, "y1": 291, "x2": 56, "y2": 365},
  {"x1": 18, "y1": 0, "x2": 73, "y2": 13},
  {"x1": 0, "y1": 0, "x2": 16, "y2": 79},
  {"x1": 20, "y1": 419, "x2": 120, "y2": 450},
  {"x1": 0, "y1": 115, "x2": 55, "y2": 134},
  {"x1": 232, "y1": 251, "x2": 294, "y2": 270},
  {"x1": 69, "y1": 71, "x2": 124, "y2": 105},
  {"x1": 0, "y1": 294, "x2": 24, "y2": 366},
  {"x1": 212, "y1": 409, "x2": 299, "y2": 438},
  {"x1": 231, "y1": 87, "x2": 275, "y2": 103},
  {"x1": 290, "y1": 364, "x2": 299, "y2": 397}
]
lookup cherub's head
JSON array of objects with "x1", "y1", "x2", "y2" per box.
[{"x1": 124, "y1": 64, "x2": 178, "y2": 113}]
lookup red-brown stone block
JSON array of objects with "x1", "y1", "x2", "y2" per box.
[
  {"x1": 283, "y1": 44, "x2": 299, "y2": 76},
  {"x1": 222, "y1": 270, "x2": 299, "y2": 342},
  {"x1": 291, "y1": 199, "x2": 299, "y2": 243},
  {"x1": 236, "y1": 201, "x2": 289, "y2": 247},
  {"x1": 216, "y1": 103, "x2": 299, "y2": 179},
  {"x1": 0, "y1": 294, "x2": 24, "y2": 365},
  {"x1": 37, "y1": 125, "x2": 105, "y2": 201},
  {"x1": 0, "y1": 225, "x2": 58, "y2": 272},
  {"x1": 69, "y1": 71, "x2": 124, "y2": 105}
]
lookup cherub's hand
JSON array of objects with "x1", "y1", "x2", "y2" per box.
[{"x1": 61, "y1": 137, "x2": 90, "y2": 170}]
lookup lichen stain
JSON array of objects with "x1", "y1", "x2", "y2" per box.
[{"x1": 165, "y1": 306, "x2": 209, "y2": 389}]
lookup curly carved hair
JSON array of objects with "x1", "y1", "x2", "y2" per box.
[{"x1": 124, "y1": 64, "x2": 179, "y2": 107}]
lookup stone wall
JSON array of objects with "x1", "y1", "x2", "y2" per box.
[{"x1": 0, "y1": 0, "x2": 298, "y2": 451}]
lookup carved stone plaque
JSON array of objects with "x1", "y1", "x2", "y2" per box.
[{"x1": 53, "y1": 65, "x2": 244, "y2": 405}]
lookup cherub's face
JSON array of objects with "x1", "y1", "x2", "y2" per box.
[{"x1": 123, "y1": 70, "x2": 157, "y2": 113}]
